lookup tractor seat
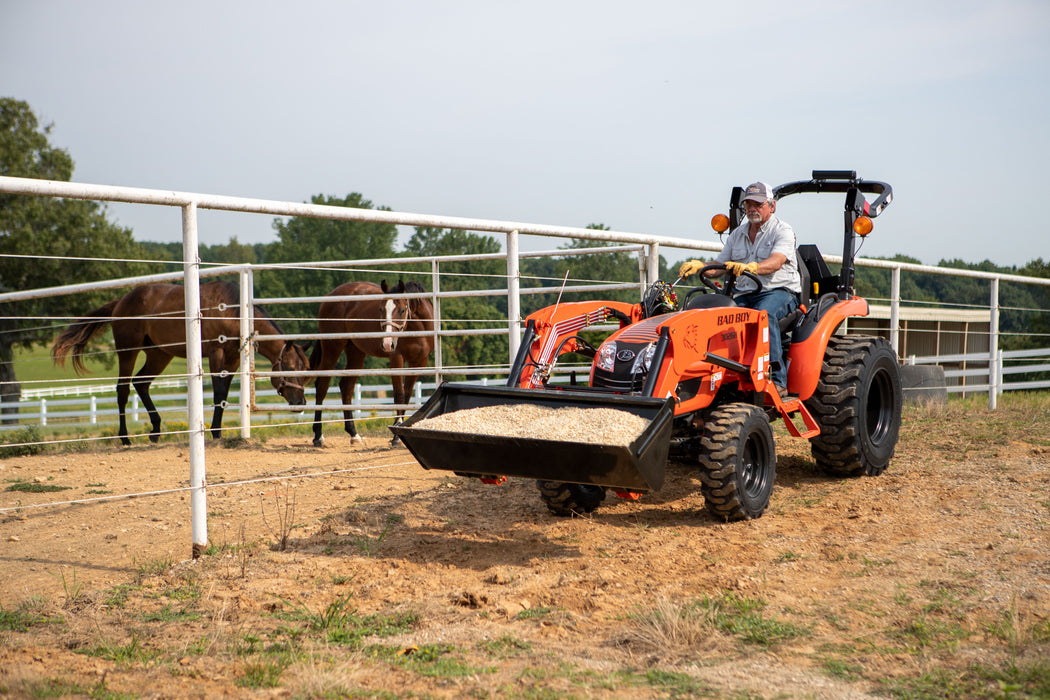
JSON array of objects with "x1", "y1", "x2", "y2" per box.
[{"x1": 778, "y1": 249, "x2": 811, "y2": 333}]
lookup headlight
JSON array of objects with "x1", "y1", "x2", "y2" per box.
[
  {"x1": 597, "y1": 341, "x2": 617, "y2": 371},
  {"x1": 631, "y1": 343, "x2": 656, "y2": 374}
]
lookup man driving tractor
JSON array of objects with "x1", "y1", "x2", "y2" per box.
[{"x1": 678, "y1": 181, "x2": 802, "y2": 392}]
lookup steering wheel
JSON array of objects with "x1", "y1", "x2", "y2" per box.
[{"x1": 683, "y1": 263, "x2": 763, "y2": 306}]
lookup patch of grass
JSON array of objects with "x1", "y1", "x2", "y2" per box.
[
  {"x1": 53, "y1": 568, "x2": 87, "y2": 608},
  {"x1": 78, "y1": 633, "x2": 159, "y2": 667},
  {"x1": 515, "y1": 660, "x2": 618, "y2": 693},
  {"x1": 0, "y1": 601, "x2": 62, "y2": 632},
  {"x1": 103, "y1": 583, "x2": 139, "y2": 609},
  {"x1": 987, "y1": 595, "x2": 1050, "y2": 656},
  {"x1": 0, "y1": 426, "x2": 47, "y2": 457},
  {"x1": 5, "y1": 478, "x2": 71, "y2": 493},
  {"x1": 516, "y1": 606, "x2": 555, "y2": 621},
  {"x1": 891, "y1": 614, "x2": 969, "y2": 652},
  {"x1": 271, "y1": 593, "x2": 418, "y2": 649},
  {"x1": 644, "y1": 668, "x2": 715, "y2": 698},
  {"x1": 236, "y1": 659, "x2": 288, "y2": 689},
  {"x1": 162, "y1": 577, "x2": 202, "y2": 603},
  {"x1": 132, "y1": 555, "x2": 174, "y2": 578},
  {"x1": 628, "y1": 593, "x2": 808, "y2": 653},
  {"x1": 883, "y1": 660, "x2": 1050, "y2": 699},
  {"x1": 626, "y1": 598, "x2": 720, "y2": 654},
  {"x1": 140, "y1": 602, "x2": 201, "y2": 623},
  {"x1": 14, "y1": 676, "x2": 86, "y2": 698},
  {"x1": 822, "y1": 656, "x2": 865, "y2": 682},
  {"x1": 477, "y1": 634, "x2": 533, "y2": 659},
  {"x1": 703, "y1": 592, "x2": 809, "y2": 647},
  {"x1": 370, "y1": 643, "x2": 493, "y2": 679}
]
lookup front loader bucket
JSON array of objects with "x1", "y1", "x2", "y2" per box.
[{"x1": 389, "y1": 383, "x2": 675, "y2": 492}]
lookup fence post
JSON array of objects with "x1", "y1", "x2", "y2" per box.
[
  {"x1": 239, "y1": 267, "x2": 254, "y2": 439},
  {"x1": 353, "y1": 382, "x2": 362, "y2": 423},
  {"x1": 646, "y1": 243, "x2": 660, "y2": 289},
  {"x1": 40, "y1": 397, "x2": 47, "y2": 427},
  {"x1": 431, "y1": 258, "x2": 443, "y2": 386},
  {"x1": 132, "y1": 394, "x2": 139, "y2": 422},
  {"x1": 90, "y1": 396, "x2": 97, "y2": 425},
  {"x1": 182, "y1": 202, "x2": 209, "y2": 558},
  {"x1": 507, "y1": 229, "x2": 521, "y2": 363},
  {"x1": 890, "y1": 265, "x2": 901, "y2": 356},
  {"x1": 989, "y1": 278, "x2": 1000, "y2": 410}
]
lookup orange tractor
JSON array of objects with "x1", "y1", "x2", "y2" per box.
[{"x1": 392, "y1": 171, "x2": 903, "y2": 520}]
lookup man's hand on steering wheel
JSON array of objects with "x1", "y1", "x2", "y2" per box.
[
  {"x1": 678, "y1": 260, "x2": 706, "y2": 279},
  {"x1": 724, "y1": 261, "x2": 759, "y2": 277}
]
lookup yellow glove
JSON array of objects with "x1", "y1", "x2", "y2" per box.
[
  {"x1": 724, "y1": 261, "x2": 759, "y2": 276},
  {"x1": 678, "y1": 260, "x2": 705, "y2": 278}
]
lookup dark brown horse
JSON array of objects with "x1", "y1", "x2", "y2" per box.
[
  {"x1": 310, "y1": 279, "x2": 434, "y2": 446},
  {"x1": 52, "y1": 280, "x2": 310, "y2": 445}
]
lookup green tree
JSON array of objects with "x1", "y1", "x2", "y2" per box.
[
  {"x1": 0, "y1": 98, "x2": 147, "y2": 414},
  {"x1": 402, "y1": 227, "x2": 507, "y2": 377},
  {"x1": 522, "y1": 224, "x2": 661, "y2": 311},
  {"x1": 258, "y1": 193, "x2": 400, "y2": 333}
]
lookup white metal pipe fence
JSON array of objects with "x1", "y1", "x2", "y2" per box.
[{"x1": 2, "y1": 174, "x2": 1049, "y2": 559}]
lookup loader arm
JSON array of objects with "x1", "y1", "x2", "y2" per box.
[{"x1": 514, "y1": 300, "x2": 640, "y2": 388}]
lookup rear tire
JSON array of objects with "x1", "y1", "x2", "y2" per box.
[
  {"x1": 697, "y1": 403, "x2": 776, "y2": 521},
  {"x1": 805, "y1": 335, "x2": 902, "y2": 476},
  {"x1": 537, "y1": 481, "x2": 607, "y2": 516}
]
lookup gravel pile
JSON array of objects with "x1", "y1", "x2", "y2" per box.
[{"x1": 412, "y1": 404, "x2": 650, "y2": 446}]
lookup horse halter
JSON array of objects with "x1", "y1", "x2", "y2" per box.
[
  {"x1": 383, "y1": 298, "x2": 411, "y2": 335},
  {"x1": 271, "y1": 342, "x2": 305, "y2": 395}
]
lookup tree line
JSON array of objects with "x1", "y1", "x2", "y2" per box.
[{"x1": 3, "y1": 97, "x2": 1048, "y2": 407}]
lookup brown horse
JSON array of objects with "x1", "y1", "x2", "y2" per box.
[
  {"x1": 51, "y1": 280, "x2": 310, "y2": 445},
  {"x1": 310, "y1": 279, "x2": 434, "y2": 446}
]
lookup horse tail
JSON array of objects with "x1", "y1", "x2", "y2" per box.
[{"x1": 51, "y1": 299, "x2": 120, "y2": 375}]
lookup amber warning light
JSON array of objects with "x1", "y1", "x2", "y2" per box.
[
  {"x1": 711, "y1": 214, "x2": 730, "y2": 233},
  {"x1": 853, "y1": 215, "x2": 874, "y2": 236}
]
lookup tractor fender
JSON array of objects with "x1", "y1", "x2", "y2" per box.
[{"x1": 787, "y1": 297, "x2": 869, "y2": 401}]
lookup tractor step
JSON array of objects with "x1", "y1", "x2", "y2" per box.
[{"x1": 389, "y1": 383, "x2": 675, "y2": 492}]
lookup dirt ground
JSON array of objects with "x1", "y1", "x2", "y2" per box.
[{"x1": 1, "y1": 397, "x2": 1049, "y2": 699}]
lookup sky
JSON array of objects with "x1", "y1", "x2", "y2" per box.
[{"x1": 3, "y1": 0, "x2": 1049, "y2": 268}]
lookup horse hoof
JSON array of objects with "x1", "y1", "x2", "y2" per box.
[
  {"x1": 350, "y1": 435, "x2": 364, "y2": 445},
  {"x1": 313, "y1": 437, "x2": 325, "y2": 448}
]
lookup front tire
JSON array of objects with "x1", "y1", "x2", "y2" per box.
[
  {"x1": 697, "y1": 403, "x2": 776, "y2": 521},
  {"x1": 805, "y1": 335, "x2": 902, "y2": 476},
  {"x1": 537, "y1": 481, "x2": 607, "y2": 516}
]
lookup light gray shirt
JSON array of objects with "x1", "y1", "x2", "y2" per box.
[{"x1": 715, "y1": 214, "x2": 802, "y2": 295}]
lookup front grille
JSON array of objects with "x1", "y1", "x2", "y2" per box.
[{"x1": 592, "y1": 366, "x2": 646, "y2": 393}]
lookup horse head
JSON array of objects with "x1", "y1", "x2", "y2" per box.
[
  {"x1": 271, "y1": 341, "x2": 310, "y2": 410},
  {"x1": 379, "y1": 279, "x2": 410, "y2": 353}
]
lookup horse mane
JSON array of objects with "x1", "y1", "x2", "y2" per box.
[
  {"x1": 403, "y1": 280, "x2": 431, "y2": 316},
  {"x1": 252, "y1": 301, "x2": 285, "y2": 335}
]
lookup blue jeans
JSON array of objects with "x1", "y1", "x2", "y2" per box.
[{"x1": 734, "y1": 288, "x2": 799, "y2": 387}]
